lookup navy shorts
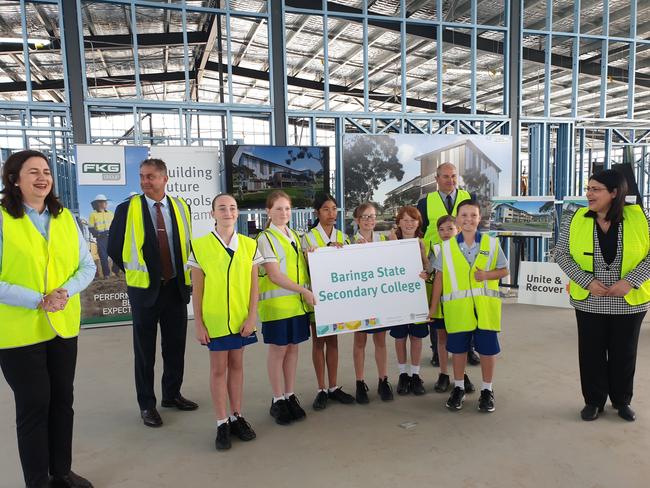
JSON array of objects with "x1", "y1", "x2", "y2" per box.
[
  {"x1": 430, "y1": 318, "x2": 446, "y2": 330},
  {"x1": 262, "y1": 313, "x2": 311, "y2": 346},
  {"x1": 207, "y1": 332, "x2": 258, "y2": 351},
  {"x1": 446, "y1": 329, "x2": 500, "y2": 356},
  {"x1": 365, "y1": 326, "x2": 391, "y2": 334},
  {"x1": 390, "y1": 323, "x2": 430, "y2": 339}
]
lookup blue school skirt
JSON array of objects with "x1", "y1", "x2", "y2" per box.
[{"x1": 262, "y1": 313, "x2": 311, "y2": 346}]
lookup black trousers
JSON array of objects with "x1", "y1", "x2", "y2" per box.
[
  {"x1": 0, "y1": 336, "x2": 78, "y2": 488},
  {"x1": 130, "y1": 281, "x2": 187, "y2": 410},
  {"x1": 575, "y1": 310, "x2": 645, "y2": 407}
]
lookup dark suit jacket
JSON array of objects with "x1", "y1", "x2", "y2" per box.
[{"x1": 108, "y1": 195, "x2": 191, "y2": 308}]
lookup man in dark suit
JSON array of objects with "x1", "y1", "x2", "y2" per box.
[
  {"x1": 108, "y1": 158, "x2": 198, "y2": 427},
  {"x1": 416, "y1": 162, "x2": 480, "y2": 368}
]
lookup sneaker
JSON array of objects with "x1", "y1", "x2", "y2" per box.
[
  {"x1": 410, "y1": 374, "x2": 425, "y2": 395},
  {"x1": 215, "y1": 422, "x2": 231, "y2": 450},
  {"x1": 312, "y1": 390, "x2": 328, "y2": 410},
  {"x1": 446, "y1": 386, "x2": 465, "y2": 410},
  {"x1": 229, "y1": 415, "x2": 256, "y2": 441},
  {"x1": 434, "y1": 373, "x2": 450, "y2": 393},
  {"x1": 269, "y1": 399, "x2": 293, "y2": 425},
  {"x1": 467, "y1": 349, "x2": 481, "y2": 366},
  {"x1": 328, "y1": 387, "x2": 355, "y2": 404},
  {"x1": 286, "y1": 394, "x2": 306, "y2": 420},
  {"x1": 430, "y1": 351, "x2": 440, "y2": 367},
  {"x1": 377, "y1": 377, "x2": 394, "y2": 401},
  {"x1": 355, "y1": 380, "x2": 369, "y2": 404},
  {"x1": 397, "y1": 373, "x2": 411, "y2": 395},
  {"x1": 463, "y1": 373, "x2": 475, "y2": 393},
  {"x1": 478, "y1": 389, "x2": 495, "y2": 412}
]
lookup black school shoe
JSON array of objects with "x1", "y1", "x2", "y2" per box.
[
  {"x1": 464, "y1": 373, "x2": 476, "y2": 393},
  {"x1": 467, "y1": 349, "x2": 481, "y2": 366},
  {"x1": 612, "y1": 404, "x2": 636, "y2": 422},
  {"x1": 434, "y1": 373, "x2": 450, "y2": 393},
  {"x1": 410, "y1": 374, "x2": 425, "y2": 395},
  {"x1": 215, "y1": 422, "x2": 231, "y2": 450},
  {"x1": 378, "y1": 377, "x2": 394, "y2": 401},
  {"x1": 477, "y1": 389, "x2": 496, "y2": 413},
  {"x1": 430, "y1": 351, "x2": 440, "y2": 367},
  {"x1": 356, "y1": 380, "x2": 370, "y2": 404},
  {"x1": 270, "y1": 399, "x2": 293, "y2": 425},
  {"x1": 328, "y1": 387, "x2": 355, "y2": 404},
  {"x1": 229, "y1": 415, "x2": 256, "y2": 441},
  {"x1": 49, "y1": 471, "x2": 94, "y2": 488},
  {"x1": 313, "y1": 390, "x2": 328, "y2": 410},
  {"x1": 286, "y1": 394, "x2": 306, "y2": 420},
  {"x1": 580, "y1": 404, "x2": 603, "y2": 421},
  {"x1": 446, "y1": 386, "x2": 465, "y2": 410},
  {"x1": 397, "y1": 373, "x2": 411, "y2": 395}
]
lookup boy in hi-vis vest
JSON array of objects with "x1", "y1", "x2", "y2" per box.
[{"x1": 429, "y1": 200, "x2": 509, "y2": 413}]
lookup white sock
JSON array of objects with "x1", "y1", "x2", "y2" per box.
[
  {"x1": 229, "y1": 414, "x2": 238, "y2": 422},
  {"x1": 455, "y1": 379, "x2": 465, "y2": 390},
  {"x1": 318, "y1": 388, "x2": 327, "y2": 393},
  {"x1": 328, "y1": 386, "x2": 340, "y2": 393},
  {"x1": 398, "y1": 363, "x2": 408, "y2": 374},
  {"x1": 273, "y1": 395, "x2": 284, "y2": 403},
  {"x1": 482, "y1": 382, "x2": 493, "y2": 391},
  {"x1": 285, "y1": 392, "x2": 294, "y2": 398},
  {"x1": 410, "y1": 365, "x2": 421, "y2": 375},
  {"x1": 216, "y1": 418, "x2": 228, "y2": 427}
]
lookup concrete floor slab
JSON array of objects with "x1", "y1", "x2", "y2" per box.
[{"x1": 1, "y1": 303, "x2": 649, "y2": 488}]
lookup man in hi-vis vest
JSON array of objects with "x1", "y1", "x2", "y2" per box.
[
  {"x1": 108, "y1": 158, "x2": 197, "y2": 428},
  {"x1": 416, "y1": 162, "x2": 478, "y2": 366}
]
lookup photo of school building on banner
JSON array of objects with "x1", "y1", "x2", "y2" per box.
[{"x1": 75, "y1": 145, "x2": 219, "y2": 327}]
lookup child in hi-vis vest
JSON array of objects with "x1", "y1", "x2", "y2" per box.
[
  {"x1": 429, "y1": 200, "x2": 509, "y2": 413},
  {"x1": 190, "y1": 194, "x2": 261, "y2": 451}
]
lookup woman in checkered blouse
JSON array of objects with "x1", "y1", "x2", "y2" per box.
[{"x1": 556, "y1": 169, "x2": 650, "y2": 423}]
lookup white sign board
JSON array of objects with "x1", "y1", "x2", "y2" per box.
[
  {"x1": 517, "y1": 261, "x2": 571, "y2": 308},
  {"x1": 76, "y1": 144, "x2": 126, "y2": 185},
  {"x1": 308, "y1": 239, "x2": 429, "y2": 336}
]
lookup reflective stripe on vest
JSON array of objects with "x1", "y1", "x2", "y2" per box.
[
  {"x1": 304, "y1": 227, "x2": 347, "y2": 248},
  {"x1": 0, "y1": 207, "x2": 81, "y2": 349},
  {"x1": 569, "y1": 205, "x2": 650, "y2": 305},
  {"x1": 122, "y1": 196, "x2": 192, "y2": 288},
  {"x1": 191, "y1": 233, "x2": 256, "y2": 338},
  {"x1": 423, "y1": 189, "x2": 471, "y2": 249},
  {"x1": 257, "y1": 228, "x2": 311, "y2": 322},
  {"x1": 440, "y1": 234, "x2": 501, "y2": 333}
]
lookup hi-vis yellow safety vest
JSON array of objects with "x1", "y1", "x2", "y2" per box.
[
  {"x1": 303, "y1": 227, "x2": 348, "y2": 248},
  {"x1": 89, "y1": 210, "x2": 113, "y2": 233},
  {"x1": 122, "y1": 195, "x2": 191, "y2": 288},
  {"x1": 423, "y1": 189, "x2": 471, "y2": 249},
  {"x1": 191, "y1": 233, "x2": 257, "y2": 338},
  {"x1": 440, "y1": 234, "x2": 501, "y2": 333},
  {"x1": 569, "y1": 205, "x2": 650, "y2": 305},
  {"x1": 430, "y1": 243, "x2": 443, "y2": 320},
  {"x1": 353, "y1": 232, "x2": 386, "y2": 243},
  {"x1": 0, "y1": 207, "x2": 81, "y2": 349},
  {"x1": 257, "y1": 227, "x2": 311, "y2": 322}
]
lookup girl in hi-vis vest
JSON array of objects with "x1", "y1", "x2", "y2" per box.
[
  {"x1": 350, "y1": 202, "x2": 394, "y2": 404},
  {"x1": 257, "y1": 191, "x2": 316, "y2": 426},
  {"x1": 190, "y1": 194, "x2": 261, "y2": 451},
  {"x1": 388, "y1": 205, "x2": 430, "y2": 396},
  {"x1": 302, "y1": 193, "x2": 356, "y2": 411}
]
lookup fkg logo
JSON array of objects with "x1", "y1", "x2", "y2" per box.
[{"x1": 82, "y1": 162, "x2": 121, "y2": 180}]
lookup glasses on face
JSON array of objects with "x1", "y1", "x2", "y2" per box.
[
  {"x1": 585, "y1": 186, "x2": 608, "y2": 194},
  {"x1": 359, "y1": 214, "x2": 376, "y2": 221}
]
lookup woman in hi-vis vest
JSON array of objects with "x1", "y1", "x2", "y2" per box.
[
  {"x1": 556, "y1": 169, "x2": 650, "y2": 423},
  {"x1": 0, "y1": 150, "x2": 95, "y2": 488}
]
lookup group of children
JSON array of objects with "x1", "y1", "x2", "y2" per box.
[{"x1": 190, "y1": 191, "x2": 508, "y2": 451}]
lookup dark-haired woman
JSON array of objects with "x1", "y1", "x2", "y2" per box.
[
  {"x1": 556, "y1": 169, "x2": 650, "y2": 422},
  {"x1": 0, "y1": 150, "x2": 95, "y2": 487},
  {"x1": 302, "y1": 193, "x2": 355, "y2": 410}
]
